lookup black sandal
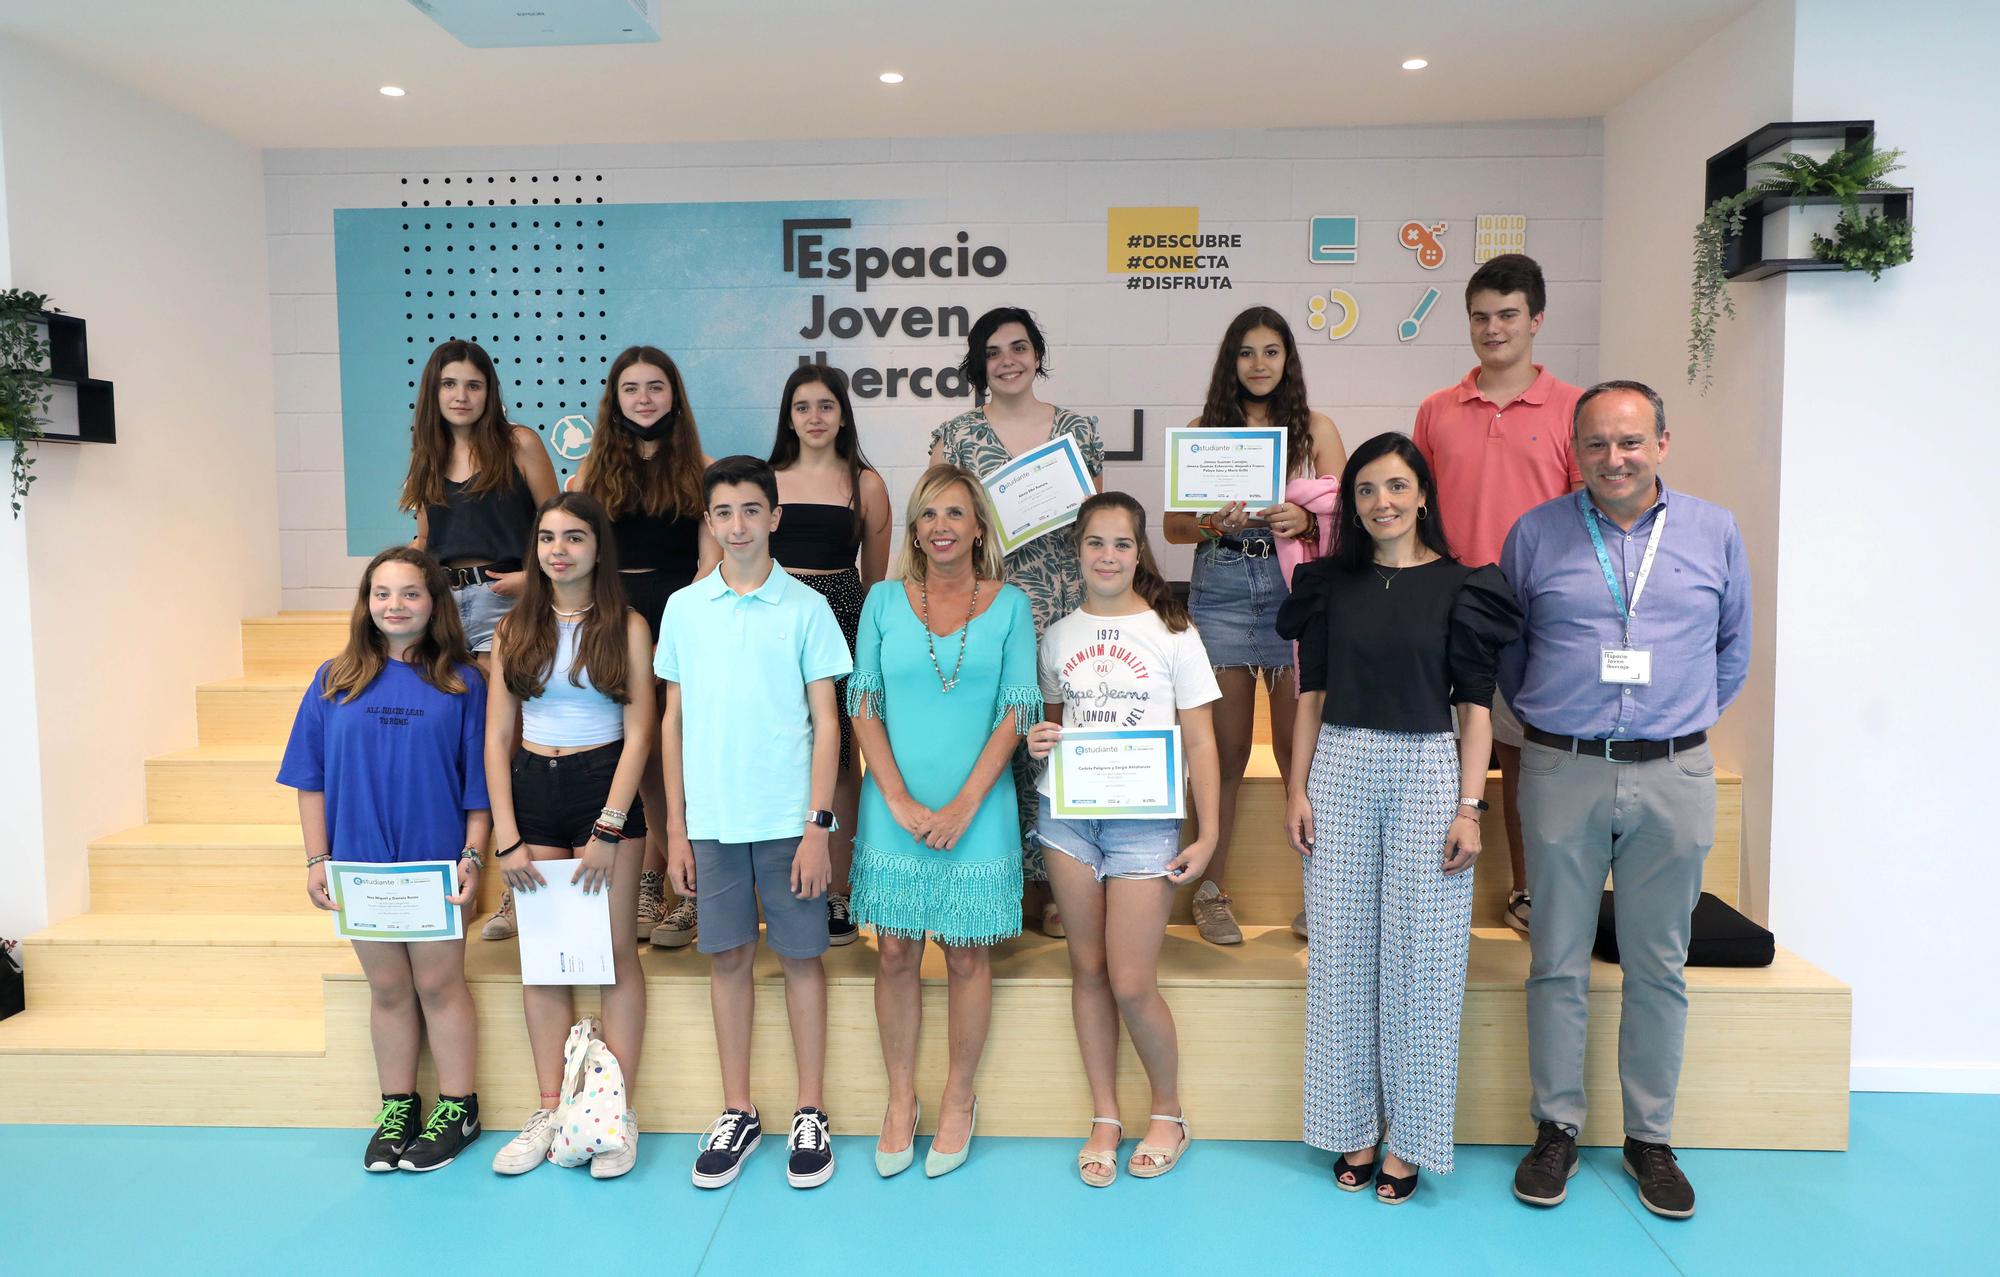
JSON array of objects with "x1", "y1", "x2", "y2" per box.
[
  {"x1": 1334, "y1": 1153, "x2": 1377, "y2": 1192},
  {"x1": 1376, "y1": 1167, "x2": 1419, "y2": 1204}
]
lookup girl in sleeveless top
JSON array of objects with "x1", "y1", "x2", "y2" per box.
[
  {"x1": 1161, "y1": 308, "x2": 1347, "y2": 947},
  {"x1": 570, "y1": 346, "x2": 717, "y2": 949},
  {"x1": 930, "y1": 307, "x2": 1104, "y2": 939},
  {"x1": 484, "y1": 492, "x2": 656, "y2": 1181},
  {"x1": 767, "y1": 365, "x2": 892, "y2": 947},
  {"x1": 400, "y1": 340, "x2": 558, "y2": 944}
]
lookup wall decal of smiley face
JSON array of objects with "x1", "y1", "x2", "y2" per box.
[{"x1": 1399, "y1": 220, "x2": 1448, "y2": 270}]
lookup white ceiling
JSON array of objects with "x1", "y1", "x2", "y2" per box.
[{"x1": 1, "y1": 1, "x2": 1754, "y2": 148}]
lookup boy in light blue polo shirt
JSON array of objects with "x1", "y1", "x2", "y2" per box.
[{"x1": 655, "y1": 454, "x2": 851, "y2": 1191}]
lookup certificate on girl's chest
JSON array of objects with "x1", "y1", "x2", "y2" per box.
[
  {"x1": 329, "y1": 861, "x2": 461, "y2": 942},
  {"x1": 1051, "y1": 727, "x2": 1185, "y2": 820},
  {"x1": 983, "y1": 435, "x2": 1095, "y2": 553},
  {"x1": 1165, "y1": 427, "x2": 1287, "y2": 511}
]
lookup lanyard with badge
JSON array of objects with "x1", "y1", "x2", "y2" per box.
[{"x1": 1578, "y1": 490, "x2": 1664, "y2": 685}]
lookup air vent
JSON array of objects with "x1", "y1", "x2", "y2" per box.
[{"x1": 407, "y1": 0, "x2": 660, "y2": 48}]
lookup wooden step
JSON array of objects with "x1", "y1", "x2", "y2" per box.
[
  {"x1": 88, "y1": 825, "x2": 313, "y2": 914},
  {"x1": 242, "y1": 612, "x2": 347, "y2": 678},
  {"x1": 0, "y1": 923, "x2": 1847, "y2": 1148},
  {"x1": 21, "y1": 913, "x2": 353, "y2": 1015},
  {"x1": 198, "y1": 677, "x2": 311, "y2": 746},
  {"x1": 145, "y1": 745, "x2": 292, "y2": 824}
]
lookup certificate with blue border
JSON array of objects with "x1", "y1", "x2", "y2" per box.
[
  {"x1": 1164, "y1": 427, "x2": 1287, "y2": 512},
  {"x1": 1050, "y1": 726, "x2": 1184, "y2": 820},
  {"x1": 983, "y1": 434, "x2": 1094, "y2": 554},
  {"x1": 328, "y1": 860, "x2": 462, "y2": 942}
]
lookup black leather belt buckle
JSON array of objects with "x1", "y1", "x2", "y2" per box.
[{"x1": 1605, "y1": 738, "x2": 1650, "y2": 764}]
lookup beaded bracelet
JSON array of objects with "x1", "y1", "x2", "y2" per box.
[
  {"x1": 598, "y1": 806, "x2": 627, "y2": 827},
  {"x1": 305, "y1": 853, "x2": 332, "y2": 869}
]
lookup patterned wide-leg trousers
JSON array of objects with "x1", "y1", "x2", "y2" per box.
[{"x1": 1301, "y1": 723, "x2": 1473, "y2": 1174}]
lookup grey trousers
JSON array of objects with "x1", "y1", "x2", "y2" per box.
[{"x1": 1519, "y1": 738, "x2": 1715, "y2": 1143}]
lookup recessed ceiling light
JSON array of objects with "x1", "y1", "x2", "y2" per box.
[
  {"x1": 1401, "y1": 58, "x2": 1428, "y2": 71},
  {"x1": 879, "y1": 71, "x2": 904, "y2": 84},
  {"x1": 380, "y1": 85, "x2": 407, "y2": 97}
]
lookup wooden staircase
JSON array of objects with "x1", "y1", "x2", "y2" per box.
[{"x1": 0, "y1": 613, "x2": 1850, "y2": 1148}]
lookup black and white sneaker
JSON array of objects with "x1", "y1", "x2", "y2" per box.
[
  {"x1": 364, "y1": 1093, "x2": 422, "y2": 1172},
  {"x1": 827, "y1": 893, "x2": 859, "y2": 947},
  {"x1": 692, "y1": 1107, "x2": 762, "y2": 1189},
  {"x1": 787, "y1": 1107, "x2": 835, "y2": 1188},
  {"x1": 399, "y1": 1094, "x2": 481, "y2": 1172}
]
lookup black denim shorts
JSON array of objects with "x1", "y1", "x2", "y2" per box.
[{"x1": 510, "y1": 740, "x2": 648, "y2": 848}]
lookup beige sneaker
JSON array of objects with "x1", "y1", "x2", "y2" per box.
[
  {"x1": 590, "y1": 1111, "x2": 639, "y2": 1179},
  {"x1": 650, "y1": 897, "x2": 697, "y2": 949},
  {"x1": 480, "y1": 888, "x2": 517, "y2": 941},
  {"x1": 1291, "y1": 910, "x2": 1308, "y2": 941},
  {"x1": 636, "y1": 871, "x2": 666, "y2": 933},
  {"x1": 1191, "y1": 881, "x2": 1242, "y2": 946}
]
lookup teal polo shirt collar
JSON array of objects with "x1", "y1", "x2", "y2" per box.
[{"x1": 699, "y1": 561, "x2": 793, "y2": 606}]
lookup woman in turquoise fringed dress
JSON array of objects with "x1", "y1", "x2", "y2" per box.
[{"x1": 848, "y1": 463, "x2": 1040, "y2": 1180}]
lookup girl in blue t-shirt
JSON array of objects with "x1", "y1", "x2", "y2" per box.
[{"x1": 277, "y1": 545, "x2": 492, "y2": 1174}]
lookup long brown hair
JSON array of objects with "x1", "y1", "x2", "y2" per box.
[
  {"x1": 891, "y1": 464, "x2": 1006, "y2": 585},
  {"x1": 1199, "y1": 307, "x2": 1314, "y2": 476},
  {"x1": 1073, "y1": 492, "x2": 1190, "y2": 633},
  {"x1": 767, "y1": 364, "x2": 874, "y2": 547},
  {"x1": 322, "y1": 546, "x2": 475, "y2": 702},
  {"x1": 493, "y1": 492, "x2": 634, "y2": 704},
  {"x1": 575, "y1": 345, "x2": 705, "y2": 520},
  {"x1": 399, "y1": 340, "x2": 516, "y2": 511}
]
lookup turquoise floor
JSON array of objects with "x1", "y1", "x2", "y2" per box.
[{"x1": 3, "y1": 1094, "x2": 1990, "y2": 1274}]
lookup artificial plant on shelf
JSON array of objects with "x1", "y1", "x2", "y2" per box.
[
  {"x1": 1688, "y1": 134, "x2": 1909, "y2": 391},
  {"x1": 0, "y1": 288, "x2": 53, "y2": 516}
]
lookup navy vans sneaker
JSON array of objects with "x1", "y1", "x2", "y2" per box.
[
  {"x1": 787, "y1": 1107, "x2": 835, "y2": 1188},
  {"x1": 692, "y1": 1107, "x2": 762, "y2": 1189}
]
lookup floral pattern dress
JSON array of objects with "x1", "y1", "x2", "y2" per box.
[{"x1": 931, "y1": 406, "x2": 1105, "y2": 882}]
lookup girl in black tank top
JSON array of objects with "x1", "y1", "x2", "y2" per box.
[
  {"x1": 570, "y1": 346, "x2": 716, "y2": 944},
  {"x1": 767, "y1": 366, "x2": 892, "y2": 944}
]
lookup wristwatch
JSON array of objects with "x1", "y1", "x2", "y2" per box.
[
  {"x1": 1459, "y1": 797, "x2": 1489, "y2": 814},
  {"x1": 806, "y1": 809, "x2": 840, "y2": 832}
]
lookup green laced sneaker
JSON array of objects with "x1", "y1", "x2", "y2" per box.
[
  {"x1": 364, "y1": 1093, "x2": 422, "y2": 1172},
  {"x1": 398, "y1": 1094, "x2": 480, "y2": 1173}
]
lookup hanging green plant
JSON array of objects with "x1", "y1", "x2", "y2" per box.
[
  {"x1": 0, "y1": 288, "x2": 53, "y2": 517},
  {"x1": 1811, "y1": 208, "x2": 1914, "y2": 281},
  {"x1": 1688, "y1": 133, "x2": 1909, "y2": 392}
]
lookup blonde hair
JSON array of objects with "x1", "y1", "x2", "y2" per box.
[{"x1": 891, "y1": 464, "x2": 1006, "y2": 584}]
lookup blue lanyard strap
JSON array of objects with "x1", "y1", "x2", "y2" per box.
[{"x1": 1577, "y1": 490, "x2": 1665, "y2": 644}]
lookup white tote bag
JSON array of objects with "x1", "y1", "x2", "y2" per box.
[{"x1": 548, "y1": 1016, "x2": 632, "y2": 1167}]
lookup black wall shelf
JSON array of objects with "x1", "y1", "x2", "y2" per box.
[
  {"x1": 1704, "y1": 119, "x2": 1914, "y2": 281},
  {"x1": 34, "y1": 310, "x2": 116, "y2": 445}
]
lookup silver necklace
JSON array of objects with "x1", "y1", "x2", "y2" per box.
[
  {"x1": 1373, "y1": 564, "x2": 1405, "y2": 590},
  {"x1": 551, "y1": 601, "x2": 594, "y2": 620},
  {"x1": 921, "y1": 577, "x2": 980, "y2": 692}
]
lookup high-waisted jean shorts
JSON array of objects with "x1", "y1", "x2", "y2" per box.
[{"x1": 1188, "y1": 531, "x2": 1293, "y2": 672}]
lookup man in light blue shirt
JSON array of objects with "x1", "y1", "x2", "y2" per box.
[
  {"x1": 655, "y1": 455, "x2": 851, "y2": 1192},
  {"x1": 1499, "y1": 381, "x2": 1751, "y2": 1222}
]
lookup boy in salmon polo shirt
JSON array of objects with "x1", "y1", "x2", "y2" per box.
[{"x1": 1412, "y1": 253, "x2": 1581, "y2": 936}]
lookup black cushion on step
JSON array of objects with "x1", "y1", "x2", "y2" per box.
[{"x1": 1594, "y1": 890, "x2": 1776, "y2": 968}]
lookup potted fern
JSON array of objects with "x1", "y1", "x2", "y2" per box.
[
  {"x1": 0, "y1": 288, "x2": 53, "y2": 516},
  {"x1": 1689, "y1": 133, "x2": 1912, "y2": 390}
]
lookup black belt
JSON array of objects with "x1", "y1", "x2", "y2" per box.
[
  {"x1": 1524, "y1": 725, "x2": 1707, "y2": 764},
  {"x1": 443, "y1": 561, "x2": 520, "y2": 590},
  {"x1": 1208, "y1": 535, "x2": 1273, "y2": 559}
]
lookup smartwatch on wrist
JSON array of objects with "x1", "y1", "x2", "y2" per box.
[{"x1": 806, "y1": 809, "x2": 840, "y2": 832}]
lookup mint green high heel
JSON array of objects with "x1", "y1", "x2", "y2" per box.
[
  {"x1": 924, "y1": 1096, "x2": 978, "y2": 1179},
  {"x1": 874, "y1": 1098, "x2": 921, "y2": 1178}
]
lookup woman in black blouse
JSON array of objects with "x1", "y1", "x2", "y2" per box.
[{"x1": 1275, "y1": 432, "x2": 1521, "y2": 1205}]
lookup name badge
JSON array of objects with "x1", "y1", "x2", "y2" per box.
[{"x1": 1600, "y1": 647, "x2": 1652, "y2": 685}]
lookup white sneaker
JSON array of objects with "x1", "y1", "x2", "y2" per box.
[
  {"x1": 491, "y1": 1108, "x2": 557, "y2": 1175},
  {"x1": 591, "y1": 1111, "x2": 639, "y2": 1179},
  {"x1": 481, "y1": 889, "x2": 517, "y2": 942}
]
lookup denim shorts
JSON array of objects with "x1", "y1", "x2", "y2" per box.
[
  {"x1": 1188, "y1": 533, "x2": 1293, "y2": 671},
  {"x1": 510, "y1": 741, "x2": 647, "y2": 848},
  {"x1": 451, "y1": 580, "x2": 514, "y2": 653},
  {"x1": 692, "y1": 836, "x2": 830, "y2": 959},
  {"x1": 1034, "y1": 794, "x2": 1181, "y2": 882}
]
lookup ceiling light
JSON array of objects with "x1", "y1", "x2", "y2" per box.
[
  {"x1": 1401, "y1": 58, "x2": 1428, "y2": 71},
  {"x1": 879, "y1": 72, "x2": 904, "y2": 84},
  {"x1": 380, "y1": 85, "x2": 407, "y2": 97}
]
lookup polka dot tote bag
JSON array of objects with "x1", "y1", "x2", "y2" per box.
[{"x1": 549, "y1": 1016, "x2": 632, "y2": 1168}]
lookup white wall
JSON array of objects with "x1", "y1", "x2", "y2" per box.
[
  {"x1": 1771, "y1": 0, "x2": 2000, "y2": 1091},
  {"x1": 1600, "y1": 0, "x2": 1796, "y2": 924},
  {"x1": 0, "y1": 38, "x2": 279, "y2": 931},
  {"x1": 266, "y1": 122, "x2": 1604, "y2": 605}
]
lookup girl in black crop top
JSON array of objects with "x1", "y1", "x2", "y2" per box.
[
  {"x1": 1271, "y1": 433, "x2": 1521, "y2": 1203},
  {"x1": 767, "y1": 365, "x2": 892, "y2": 944},
  {"x1": 401, "y1": 340, "x2": 559, "y2": 640},
  {"x1": 569, "y1": 345, "x2": 719, "y2": 945}
]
